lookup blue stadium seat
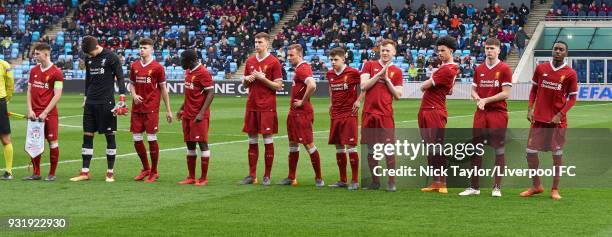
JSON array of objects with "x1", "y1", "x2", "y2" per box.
[
  {"x1": 273, "y1": 13, "x2": 280, "y2": 23},
  {"x1": 32, "y1": 31, "x2": 40, "y2": 41}
]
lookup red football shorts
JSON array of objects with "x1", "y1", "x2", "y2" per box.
[
  {"x1": 527, "y1": 121, "x2": 567, "y2": 152},
  {"x1": 418, "y1": 109, "x2": 447, "y2": 144},
  {"x1": 472, "y1": 109, "x2": 508, "y2": 148},
  {"x1": 43, "y1": 115, "x2": 59, "y2": 141},
  {"x1": 242, "y1": 111, "x2": 278, "y2": 135},
  {"x1": 182, "y1": 118, "x2": 210, "y2": 142},
  {"x1": 287, "y1": 112, "x2": 314, "y2": 144},
  {"x1": 130, "y1": 112, "x2": 159, "y2": 134},
  {"x1": 328, "y1": 116, "x2": 358, "y2": 145},
  {"x1": 361, "y1": 112, "x2": 395, "y2": 144}
]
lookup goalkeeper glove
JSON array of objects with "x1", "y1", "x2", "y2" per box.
[{"x1": 112, "y1": 95, "x2": 129, "y2": 116}]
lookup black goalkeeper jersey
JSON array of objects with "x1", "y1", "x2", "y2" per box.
[{"x1": 84, "y1": 48, "x2": 127, "y2": 104}]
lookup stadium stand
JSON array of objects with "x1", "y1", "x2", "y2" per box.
[
  {"x1": 1, "y1": 0, "x2": 71, "y2": 89},
  {"x1": 271, "y1": 0, "x2": 530, "y2": 82},
  {"x1": 11, "y1": 0, "x2": 293, "y2": 83}
]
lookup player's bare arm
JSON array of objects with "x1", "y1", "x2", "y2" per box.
[
  {"x1": 477, "y1": 86, "x2": 511, "y2": 110},
  {"x1": 253, "y1": 69, "x2": 282, "y2": 91},
  {"x1": 420, "y1": 78, "x2": 434, "y2": 92},
  {"x1": 195, "y1": 88, "x2": 214, "y2": 123},
  {"x1": 293, "y1": 77, "x2": 315, "y2": 108},
  {"x1": 470, "y1": 85, "x2": 481, "y2": 101},
  {"x1": 128, "y1": 82, "x2": 143, "y2": 104},
  {"x1": 159, "y1": 82, "x2": 173, "y2": 123},
  {"x1": 26, "y1": 82, "x2": 35, "y2": 120},
  {"x1": 327, "y1": 86, "x2": 332, "y2": 115},
  {"x1": 352, "y1": 88, "x2": 364, "y2": 115},
  {"x1": 360, "y1": 63, "x2": 388, "y2": 91},
  {"x1": 39, "y1": 85, "x2": 63, "y2": 121},
  {"x1": 527, "y1": 81, "x2": 538, "y2": 122},
  {"x1": 177, "y1": 104, "x2": 185, "y2": 121},
  {"x1": 242, "y1": 74, "x2": 255, "y2": 88},
  {"x1": 383, "y1": 75, "x2": 402, "y2": 100}
]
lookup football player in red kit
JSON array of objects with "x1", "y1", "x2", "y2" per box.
[
  {"x1": 419, "y1": 36, "x2": 460, "y2": 194},
  {"x1": 129, "y1": 38, "x2": 173, "y2": 183},
  {"x1": 176, "y1": 49, "x2": 215, "y2": 186},
  {"x1": 360, "y1": 39, "x2": 403, "y2": 192},
  {"x1": 326, "y1": 47, "x2": 362, "y2": 190},
  {"x1": 278, "y1": 44, "x2": 324, "y2": 187},
  {"x1": 459, "y1": 38, "x2": 512, "y2": 197},
  {"x1": 239, "y1": 32, "x2": 283, "y2": 186},
  {"x1": 24, "y1": 43, "x2": 63, "y2": 181},
  {"x1": 521, "y1": 41, "x2": 577, "y2": 200}
]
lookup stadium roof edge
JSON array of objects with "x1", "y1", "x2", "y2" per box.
[{"x1": 513, "y1": 21, "x2": 612, "y2": 83}]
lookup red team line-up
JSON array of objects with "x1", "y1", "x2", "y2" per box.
[{"x1": 6, "y1": 32, "x2": 577, "y2": 200}]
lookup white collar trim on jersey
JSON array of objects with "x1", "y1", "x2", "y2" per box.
[
  {"x1": 40, "y1": 63, "x2": 54, "y2": 72},
  {"x1": 485, "y1": 59, "x2": 500, "y2": 70},
  {"x1": 441, "y1": 61, "x2": 458, "y2": 66},
  {"x1": 295, "y1": 61, "x2": 308, "y2": 69},
  {"x1": 256, "y1": 52, "x2": 270, "y2": 62},
  {"x1": 140, "y1": 58, "x2": 154, "y2": 68},
  {"x1": 549, "y1": 61, "x2": 567, "y2": 72},
  {"x1": 334, "y1": 65, "x2": 347, "y2": 76},
  {"x1": 378, "y1": 60, "x2": 393, "y2": 67},
  {"x1": 191, "y1": 63, "x2": 202, "y2": 71}
]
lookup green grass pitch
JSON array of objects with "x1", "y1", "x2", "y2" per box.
[{"x1": 1, "y1": 93, "x2": 611, "y2": 236}]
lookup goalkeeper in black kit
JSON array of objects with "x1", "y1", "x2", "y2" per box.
[{"x1": 71, "y1": 36, "x2": 128, "y2": 182}]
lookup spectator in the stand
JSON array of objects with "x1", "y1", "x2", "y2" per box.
[
  {"x1": 360, "y1": 49, "x2": 369, "y2": 62},
  {"x1": 346, "y1": 49, "x2": 354, "y2": 64},
  {"x1": 408, "y1": 64, "x2": 418, "y2": 80}
]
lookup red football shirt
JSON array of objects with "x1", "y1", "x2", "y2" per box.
[
  {"x1": 244, "y1": 53, "x2": 283, "y2": 112},
  {"x1": 29, "y1": 63, "x2": 63, "y2": 116},
  {"x1": 473, "y1": 60, "x2": 513, "y2": 111},
  {"x1": 360, "y1": 60, "x2": 403, "y2": 116},
  {"x1": 327, "y1": 65, "x2": 361, "y2": 119},
  {"x1": 129, "y1": 59, "x2": 166, "y2": 113},
  {"x1": 183, "y1": 64, "x2": 214, "y2": 119},
  {"x1": 289, "y1": 61, "x2": 314, "y2": 114},
  {"x1": 531, "y1": 62, "x2": 578, "y2": 124},
  {"x1": 420, "y1": 63, "x2": 460, "y2": 111}
]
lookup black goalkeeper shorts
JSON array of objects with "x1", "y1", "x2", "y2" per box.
[{"x1": 83, "y1": 102, "x2": 116, "y2": 134}]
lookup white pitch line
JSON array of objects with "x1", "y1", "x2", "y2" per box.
[
  {"x1": 58, "y1": 115, "x2": 83, "y2": 119},
  {"x1": 398, "y1": 103, "x2": 612, "y2": 123},
  {"x1": 6, "y1": 102, "x2": 611, "y2": 172}
]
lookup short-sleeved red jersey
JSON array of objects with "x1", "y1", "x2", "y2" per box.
[
  {"x1": 473, "y1": 60, "x2": 513, "y2": 111},
  {"x1": 29, "y1": 63, "x2": 64, "y2": 116},
  {"x1": 129, "y1": 59, "x2": 166, "y2": 113},
  {"x1": 531, "y1": 62, "x2": 578, "y2": 124},
  {"x1": 360, "y1": 60, "x2": 403, "y2": 116},
  {"x1": 327, "y1": 65, "x2": 361, "y2": 119},
  {"x1": 244, "y1": 54, "x2": 283, "y2": 112},
  {"x1": 420, "y1": 63, "x2": 460, "y2": 111},
  {"x1": 183, "y1": 64, "x2": 214, "y2": 119}
]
